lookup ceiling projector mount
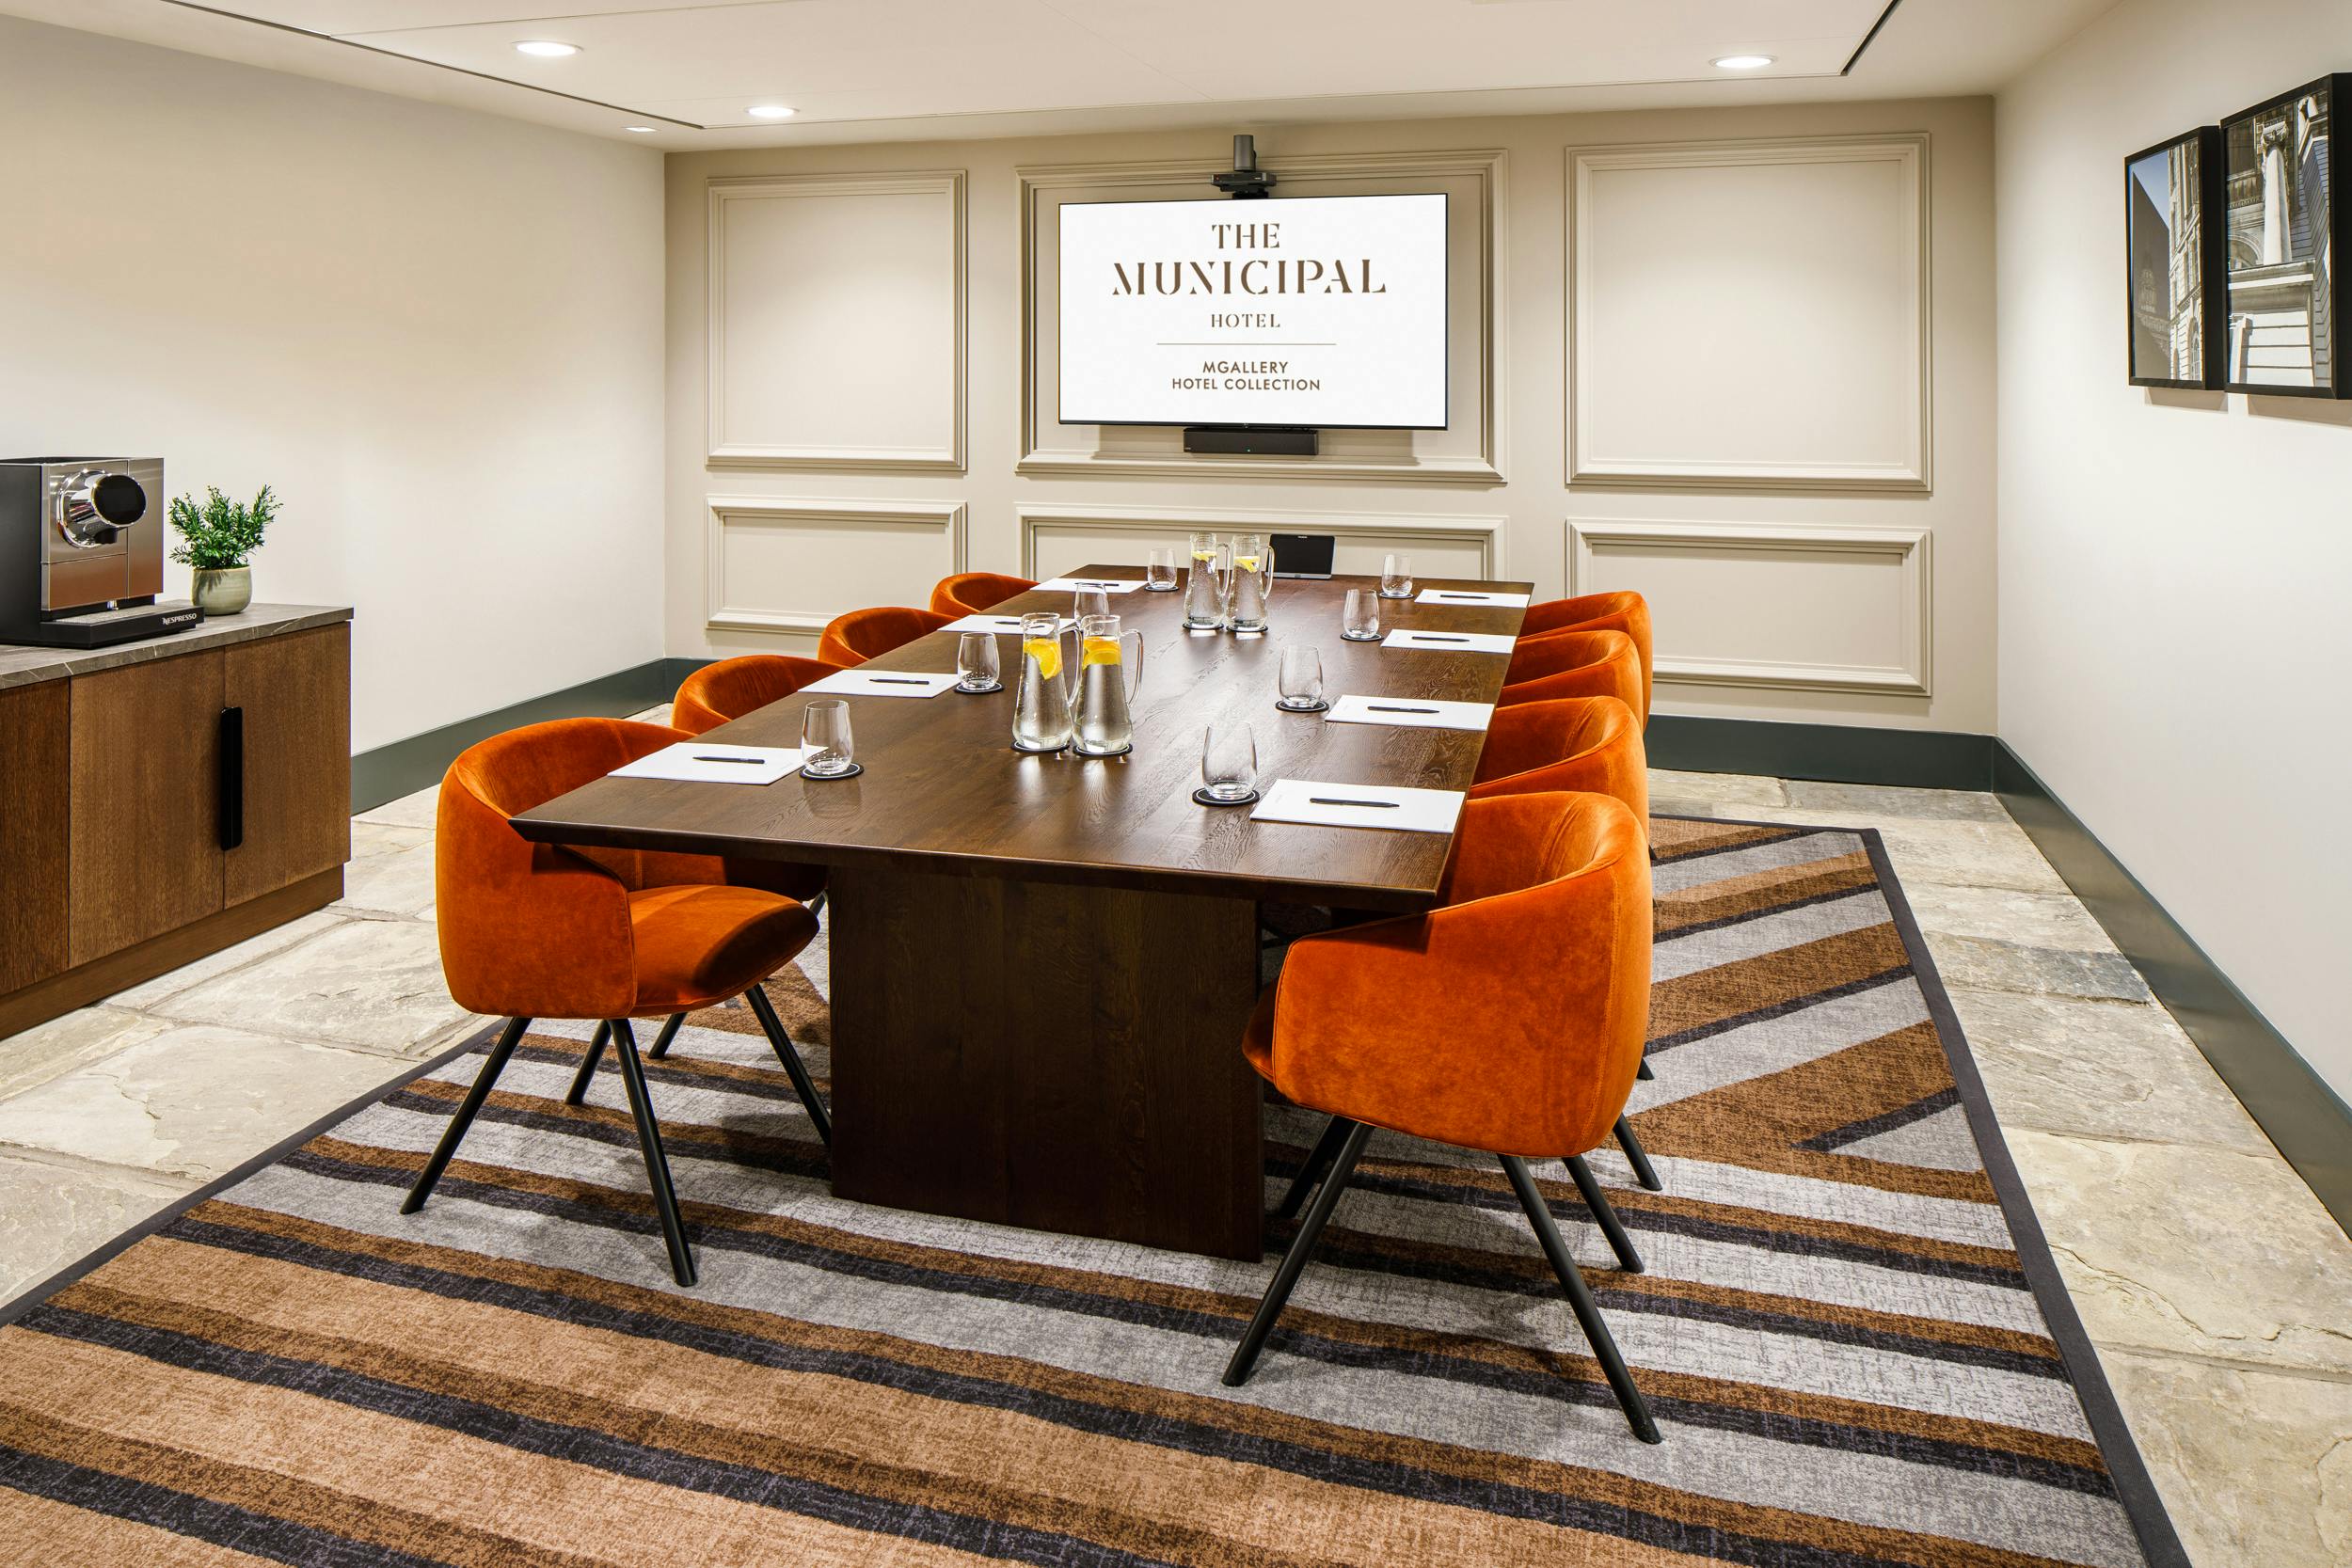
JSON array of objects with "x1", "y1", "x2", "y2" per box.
[{"x1": 1211, "y1": 135, "x2": 1277, "y2": 198}]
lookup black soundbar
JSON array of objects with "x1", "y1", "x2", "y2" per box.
[{"x1": 1182, "y1": 425, "x2": 1318, "y2": 457}]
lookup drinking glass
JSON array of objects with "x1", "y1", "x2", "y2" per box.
[
  {"x1": 955, "y1": 630, "x2": 1001, "y2": 692},
  {"x1": 1276, "y1": 645, "x2": 1326, "y2": 711},
  {"x1": 1342, "y1": 588, "x2": 1382, "y2": 641},
  {"x1": 1379, "y1": 553, "x2": 1414, "y2": 599},
  {"x1": 1199, "y1": 721, "x2": 1260, "y2": 803},
  {"x1": 801, "y1": 700, "x2": 857, "y2": 778},
  {"x1": 1145, "y1": 547, "x2": 1178, "y2": 592},
  {"x1": 1073, "y1": 586, "x2": 1111, "y2": 625}
]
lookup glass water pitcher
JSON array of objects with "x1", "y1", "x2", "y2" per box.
[
  {"x1": 1071, "y1": 613, "x2": 1146, "y2": 757},
  {"x1": 1183, "y1": 531, "x2": 1228, "y2": 630},
  {"x1": 1011, "y1": 611, "x2": 1078, "y2": 752},
  {"x1": 1227, "y1": 534, "x2": 1273, "y2": 633}
]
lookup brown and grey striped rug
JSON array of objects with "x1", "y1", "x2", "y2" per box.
[{"x1": 0, "y1": 819, "x2": 2185, "y2": 1568}]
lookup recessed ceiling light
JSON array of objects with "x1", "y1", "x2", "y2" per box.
[
  {"x1": 624, "y1": 125, "x2": 658, "y2": 134},
  {"x1": 1711, "y1": 54, "x2": 1774, "y2": 71},
  {"x1": 513, "y1": 40, "x2": 580, "y2": 58},
  {"x1": 747, "y1": 104, "x2": 796, "y2": 119}
]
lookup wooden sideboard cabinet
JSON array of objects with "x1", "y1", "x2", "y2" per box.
[{"x1": 0, "y1": 607, "x2": 353, "y2": 1038}]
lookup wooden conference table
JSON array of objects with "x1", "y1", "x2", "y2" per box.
[{"x1": 513, "y1": 567, "x2": 1532, "y2": 1259}]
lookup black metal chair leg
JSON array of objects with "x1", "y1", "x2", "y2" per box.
[
  {"x1": 805, "y1": 890, "x2": 827, "y2": 919},
  {"x1": 403, "y1": 1016, "x2": 531, "y2": 1213},
  {"x1": 742, "y1": 983, "x2": 832, "y2": 1148},
  {"x1": 644, "y1": 1012, "x2": 685, "y2": 1061},
  {"x1": 1502, "y1": 1155, "x2": 1661, "y2": 1444},
  {"x1": 1613, "y1": 1117, "x2": 1663, "y2": 1192},
  {"x1": 1636, "y1": 1056, "x2": 1654, "y2": 1081},
  {"x1": 1225, "y1": 1118, "x2": 1374, "y2": 1386},
  {"x1": 1565, "y1": 1155, "x2": 1645, "y2": 1273},
  {"x1": 1275, "y1": 1114, "x2": 1350, "y2": 1220},
  {"x1": 564, "y1": 1022, "x2": 612, "y2": 1106},
  {"x1": 610, "y1": 1018, "x2": 697, "y2": 1287}
]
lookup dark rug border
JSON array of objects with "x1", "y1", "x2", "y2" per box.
[
  {"x1": 1841, "y1": 822, "x2": 2192, "y2": 1568},
  {"x1": 0, "y1": 1019, "x2": 506, "y2": 1329},
  {"x1": 1, "y1": 841, "x2": 2193, "y2": 1568}
]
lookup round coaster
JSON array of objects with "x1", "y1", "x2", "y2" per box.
[
  {"x1": 955, "y1": 680, "x2": 1004, "y2": 694},
  {"x1": 1377, "y1": 589, "x2": 1413, "y2": 600},
  {"x1": 800, "y1": 762, "x2": 864, "y2": 781},
  {"x1": 1275, "y1": 697, "x2": 1329, "y2": 713},
  {"x1": 1341, "y1": 629, "x2": 1383, "y2": 642},
  {"x1": 1193, "y1": 786, "x2": 1261, "y2": 807},
  {"x1": 1141, "y1": 581, "x2": 1181, "y2": 593},
  {"x1": 1010, "y1": 739, "x2": 1069, "y2": 754}
]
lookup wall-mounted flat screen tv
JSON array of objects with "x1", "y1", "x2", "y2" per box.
[{"x1": 1057, "y1": 192, "x2": 1449, "y2": 430}]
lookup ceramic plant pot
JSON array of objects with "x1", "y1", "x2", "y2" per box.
[{"x1": 191, "y1": 565, "x2": 252, "y2": 616}]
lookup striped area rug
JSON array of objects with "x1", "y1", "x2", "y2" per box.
[{"x1": 0, "y1": 819, "x2": 2185, "y2": 1568}]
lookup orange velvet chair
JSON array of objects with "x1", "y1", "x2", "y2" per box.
[
  {"x1": 1225, "y1": 792, "x2": 1661, "y2": 1443},
  {"x1": 816, "y1": 606, "x2": 955, "y2": 667},
  {"x1": 1498, "y1": 629, "x2": 1644, "y2": 714},
  {"x1": 930, "y1": 572, "x2": 1038, "y2": 616},
  {"x1": 1518, "y1": 591, "x2": 1653, "y2": 719},
  {"x1": 671, "y1": 654, "x2": 845, "y2": 736},
  {"x1": 410, "y1": 717, "x2": 833, "y2": 1286}
]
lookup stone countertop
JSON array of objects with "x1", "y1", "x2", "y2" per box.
[{"x1": 0, "y1": 605, "x2": 353, "y2": 691}]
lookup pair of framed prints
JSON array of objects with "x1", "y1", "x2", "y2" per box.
[{"x1": 2126, "y1": 72, "x2": 2346, "y2": 396}]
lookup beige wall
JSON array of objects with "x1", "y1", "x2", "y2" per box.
[
  {"x1": 1997, "y1": 0, "x2": 2352, "y2": 1099},
  {"x1": 0, "y1": 15, "x2": 665, "y2": 753},
  {"x1": 665, "y1": 95, "x2": 1997, "y2": 732}
]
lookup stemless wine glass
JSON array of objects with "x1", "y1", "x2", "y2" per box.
[
  {"x1": 1073, "y1": 586, "x2": 1112, "y2": 625},
  {"x1": 1277, "y1": 645, "x2": 1326, "y2": 711},
  {"x1": 1342, "y1": 587, "x2": 1382, "y2": 641},
  {"x1": 1379, "y1": 552, "x2": 1415, "y2": 599},
  {"x1": 1145, "y1": 547, "x2": 1178, "y2": 592},
  {"x1": 1199, "y1": 721, "x2": 1260, "y2": 803},
  {"x1": 801, "y1": 700, "x2": 857, "y2": 778},
  {"x1": 955, "y1": 631, "x2": 1001, "y2": 692}
]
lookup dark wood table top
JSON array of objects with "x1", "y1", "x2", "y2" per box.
[{"x1": 512, "y1": 567, "x2": 1531, "y2": 911}]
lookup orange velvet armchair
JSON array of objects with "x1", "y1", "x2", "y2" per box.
[
  {"x1": 1470, "y1": 696, "x2": 1648, "y2": 825},
  {"x1": 1518, "y1": 591, "x2": 1653, "y2": 719},
  {"x1": 1224, "y1": 792, "x2": 1661, "y2": 1443},
  {"x1": 1498, "y1": 629, "x2": 1644, "y2": 714},
  {"x1": 816, "y1": 606, "x2": 956, "y2": 667},
  {"x1": 930, "y1": 572, "x2": 1038, "y2": 616},
  {"x1": 414, "y1": 717, "x2": 833, "y2": 1286},
  {"x1": 672, "y1": 654, "x2": 844, "y2": 736}
]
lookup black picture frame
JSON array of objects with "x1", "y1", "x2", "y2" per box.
[
  {"x1": 2219, "y1": 73, "x2": 2348, "y2": 399},
  {"x1": 2125, "y1": 127, "x2": 2225, "y2": 388}
]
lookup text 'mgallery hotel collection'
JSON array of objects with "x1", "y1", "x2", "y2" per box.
[{"x1": 0, "y1": 4, "x2": 2347, "y2": 1568}]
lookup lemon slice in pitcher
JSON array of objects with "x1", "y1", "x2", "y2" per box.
[
  {"x1": 1234, "y1": 556, "x2": 1259, "y2": 572},
  {"x1": 1082, "y1": 636, "x2": 1122, "y2": 667},
  {"x1": 1023, "y1": 638, "x2": 1061, "y2": 681}
]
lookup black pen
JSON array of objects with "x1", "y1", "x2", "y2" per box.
[
  {"x1": 868, "y1": 676, "x2": 931, "y2": 685},
  {"x1": 1406, "y1": 634, "x2": 1470, "y2": 642},
  {"x1": 694, "y1": 754, "x2": 765, "y2": 764},
  {"x1": 1432, "y1": 593, "x2": 1486, "y2": 600},
  {"x1": 1310, "y1": 797, "x2": 1401, "y2": 808},
  {"x1": 1367, "y1": 705, "x2": 1439, "y2": 714}
]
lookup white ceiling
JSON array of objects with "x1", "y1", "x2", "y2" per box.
[{"x1": 0, "y1": 0, "x2": 2119, "y2": 147}]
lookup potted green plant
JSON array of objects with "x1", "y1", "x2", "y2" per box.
[{"x1": 167, "y1": 484, "x2": 278, "y2": 616}]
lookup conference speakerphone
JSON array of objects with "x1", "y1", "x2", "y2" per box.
[{"x1": 1181, "y1": 425, "x2": 1318, "y2": 456}]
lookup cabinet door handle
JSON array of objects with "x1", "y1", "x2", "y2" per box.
[{"x1": 219, "y1": 705, "x2": 245, "y2": 850}]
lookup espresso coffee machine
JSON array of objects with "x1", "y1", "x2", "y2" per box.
[{"x1": 0, "y1": 457, "x2": 200, "y2": 647}]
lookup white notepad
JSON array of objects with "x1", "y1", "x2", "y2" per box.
[
  {"x1": 1325, "y1": 695, "x2": 1495, "y2": 732},
  {"x1": 1037, "y1": 576, "x2": 1145, "y2": 594},
  {"x1": 942, "y1": 612, "x2": 1045, "y2": 635},
  {"x1": 1250, "y1": 779, "x2": 1466, "y2": 835},
  {"x1": 610, "y1": 742, "x2": 804, "y2": 785},
  {"x1": 803, "y1": 669, "x2": 961, "y2": 698},
  {"x1": 1416, "y1": 588, "x2": 1532, "y2": 609},
  {"x1": 1380, "y1": 629, "x2": 1518, "y2": 655}
]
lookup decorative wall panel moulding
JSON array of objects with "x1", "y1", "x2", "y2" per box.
[
  {"x1": 707, "y1": 171, "x2": 966, "y2": 473},
  {"x1": 706, "y1": 496, "x2": 967, "y2": 635},
  {"x1": 1567, "y1": 135, "x2": 1931, "y2": 493},
  {"x1": 1569, "y1": 517, "x2": 1931, "y2": 695},
  {"x1": 1017, "y1": 150, "x2": 1505, "y2": 485},
  {"x1": 1019, "y1": 502, "x2": 1506, "y2": 579}
]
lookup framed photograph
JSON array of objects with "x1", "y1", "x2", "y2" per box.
[
  {"x1": 2220, "y1": 74, "x2": 2347, "y2": 397},
  {"x1": 2126, "y1": 127, "x2": 2224, "y2": 388}
]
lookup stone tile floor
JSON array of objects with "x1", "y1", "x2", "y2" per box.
[{"x1": 0, "y1": 751, "x2": 2344, "y2": 1567}]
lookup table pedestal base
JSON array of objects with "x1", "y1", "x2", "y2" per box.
[{"x1": 826, "y1": 863, "x2": 1266, "y2": 1260}]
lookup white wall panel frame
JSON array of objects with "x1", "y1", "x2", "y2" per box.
[
  {"x1": 1017, "y1": 150, "x2": 1506, "y2": 484},
  {"x1": 707, "y1": 170, "x2": 966, "y2": 471},
  {"x1": 706, "y1": 496, "x2": 967, "y2": 634},
  {"x1": 1568, "y1": 135, "x2": 1932, "y2": 492},
  {"x1": 1569, "y1": 517, "x2": 1932, "y2": 694}
]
